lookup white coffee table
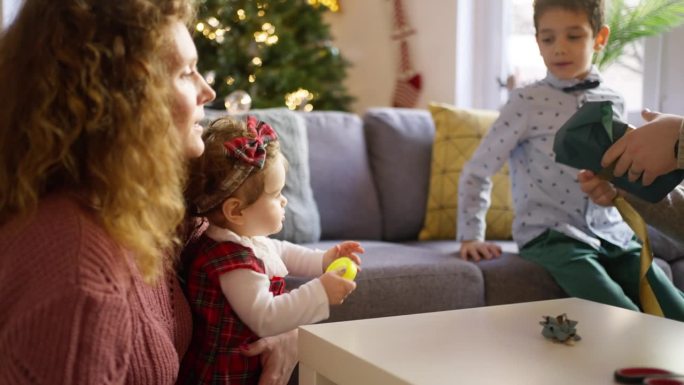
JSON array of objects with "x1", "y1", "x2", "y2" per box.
[{"x1": 298, "y1": 298, "x2": 684, "y2": 385}]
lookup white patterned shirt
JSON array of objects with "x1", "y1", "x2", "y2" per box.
[{"x1": 457, "y1": 66, "x2": 634, "y2": 250}]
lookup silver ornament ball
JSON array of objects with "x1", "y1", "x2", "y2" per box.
[{"x1": 224, "y1": 90, "x2": 252, "y2": 114}]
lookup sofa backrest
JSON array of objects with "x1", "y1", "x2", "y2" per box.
[
  {"x1": 301, "y1": 111, "x2": 383, "y2": 240},
  {"x1": 363, "y1": 108, "x2": 435, "y2": 241}
]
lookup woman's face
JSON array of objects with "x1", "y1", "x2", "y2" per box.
[{"x1": 166, "y1": 21, "x2": 216, "y2": 159}]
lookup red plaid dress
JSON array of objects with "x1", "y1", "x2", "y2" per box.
[{"x1": 177, "y1": 233, "x2": 286, "y2": 385}]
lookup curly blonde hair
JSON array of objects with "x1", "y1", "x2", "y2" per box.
[
  {"x1": 0, "y1": 0, "x2": 196, "y2": 282},
  {"x1": 185, "y1": 116, "x2": 282, "y2": 222}
]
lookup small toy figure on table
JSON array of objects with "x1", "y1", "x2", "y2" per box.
[{"x1": 540, "y1": 313, "x2": 581, "y2": 345}]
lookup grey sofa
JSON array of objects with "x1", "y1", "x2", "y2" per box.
[{"x1": 285, "y1": 107, "x2": 684, "y2": 323}]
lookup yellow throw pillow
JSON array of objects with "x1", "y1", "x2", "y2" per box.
[{"x1": 419, "y1": 102, "x2": 514, "y2": 241}]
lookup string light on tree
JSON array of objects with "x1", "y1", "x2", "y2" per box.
[
  {"x1": 193, "y1": 0, "x2": 352, "y2": 111},
  {"x1": 307, "y1": 0, "x2": 341, "y2": 12},
  {"x1": 262, "y1": 23, "x2": 275, "y2": 34},
  {"x1": 285, "y1": 88, "x2": 314, "y2": 111},
  {"x1": 214, "y1": 28, "x2": 226, "y2": 43},
  {"x1": 256, "y1": 1, "x2": 268, "y2": 16},
  {"x1": 195, "y1": 19, "x2": 230, "y2": 43},
  {"x1": 254, "y1": 23, "x2": 278, "y2": 46},
  {"x1": 266, "y1": 35, "x2": 278, "y2": 45},
  {"x1": 207, "y1": 17, "x2": 220, "y2": 28}
]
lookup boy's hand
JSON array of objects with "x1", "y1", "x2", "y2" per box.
[
  {"x1": 458, "y1": 240, "x2": 502, "y2": 262},
  {"x1": 577, "y1": 169, "x2": 619, "y2": 206},
  {"x1": 322, "y1": 241, "x2": 364, "y2": 272},
  {"x1": 319, "y1": 270, "x2": 356, "y2": 305}
]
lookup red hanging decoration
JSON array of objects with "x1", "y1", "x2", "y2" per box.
[{"x1": 390, "y1": 0, "x2": 422, "y2": 108}]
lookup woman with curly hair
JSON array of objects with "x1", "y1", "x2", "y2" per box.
[{"x1": 0, "y1": 1, "x2": 297, "y2": 384}]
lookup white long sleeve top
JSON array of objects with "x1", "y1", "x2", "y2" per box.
[{"x1": 205, "y1": 225, "x2": 329, "y2": 337}]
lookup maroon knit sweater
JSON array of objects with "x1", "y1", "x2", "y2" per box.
[{"x1": 0, "y1": 193, "x2": 192, "y2": 385}]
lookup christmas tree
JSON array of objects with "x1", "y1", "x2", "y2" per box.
[{"x1": 194, "y1": 0, "x2": 353, "y2": 111}]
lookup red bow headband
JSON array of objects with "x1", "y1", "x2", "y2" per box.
[
  {"x1": 192, "y1": 116, "x2": 279, "y2": 215},
  {"x1": 223, "y1": 115, "x2": 278, "y2": 168}
]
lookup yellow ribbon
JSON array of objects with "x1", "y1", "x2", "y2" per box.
[{"x1": 612, "y1": 196, "x2": 664, "y2": 317}]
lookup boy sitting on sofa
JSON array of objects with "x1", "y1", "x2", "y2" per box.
[{"x1": 456, "y1": 0, "x2": 684, "y2": 320}]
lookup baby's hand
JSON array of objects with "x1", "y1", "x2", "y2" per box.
[
  {"x1": 322, "y1": 241, "x2": 364, "y2": 272},
  {"x1": 319, "y1": 270, "x2": 356, "y2": 305},
  {"x1": 459, "y1": 240, "x2": 502, "y2": 262}
]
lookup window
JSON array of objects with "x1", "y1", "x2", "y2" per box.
[
  {"x1": 2, "y1": 0, "x2": 22, "y2": 28},
  {"x1": 505, "y1": 0, "x2": 645, "y2": 121}
]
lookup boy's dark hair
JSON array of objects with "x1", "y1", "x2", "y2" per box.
[{"x1": 533, "y1": 0, "x2": 604, "y2": 36}]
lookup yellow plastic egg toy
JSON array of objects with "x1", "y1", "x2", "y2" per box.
[{"x1": 325, "y1": 256, "x2": 358, "y2": 281}]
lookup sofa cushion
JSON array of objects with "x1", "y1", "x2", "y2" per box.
[
  {"x1": 420, "y1": 103, "x2": 514, "y2": 241},
  {"x1": 287, "y1": 240, "x2": 485, "y2": 322},
  {"x1": 403, "y1": 240, "x2": 564, "y2": 304},
  {"x1": 411, "y1": 239, "x2": 675, "y2": 305},
  {"x1": 300, "y1": 111, "x2": 382, "y2": 240},
  {"x1": 670, "y1": 259, "x2": 684, "y2": 291},
  {"x1": 648, "y1": 224, "x2": 684, "y2": 262},
  {"x1": 476, "y1": 252, "x2": 568, "y2": 305},
  {"x1": 363, "y1": 108, "x2": 435, "y2": 241},
  {"x1": 204, "y1": 108, "x2": 321, "y2": 243}
]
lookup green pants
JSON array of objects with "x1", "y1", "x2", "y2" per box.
[{"x1": 520, "y1": 229, "x2": 684, "y2": 321}]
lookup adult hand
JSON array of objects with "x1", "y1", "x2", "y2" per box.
[
  {"x1": 458, "y1": 240, "x2": 502, "y2": 262},
  {"x1": 602, "y1": 109, "x2": 681, "y2": 185},
  {"x1": 577, "y1": 169, "x2": 618, "y2": 206},
  {"x1": 241, "y1": 329, "x2": 298, "y2": 385}
]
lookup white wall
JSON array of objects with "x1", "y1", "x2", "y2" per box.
[
  {"x1": 656, "y1": 25, "x2": 684, "y2": 114},
  {"x1": 325, "y1": 0, "x2": 458, "y2": 114},
  {"x1": 4, "y1": 0, "x2": 679, "y2": 115},
  {"x1": 326, "y1": 1, "x2": 684, "y2": 116}
]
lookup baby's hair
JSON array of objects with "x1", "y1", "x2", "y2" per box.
[
  {"x1": 533, "y1": 0, "x2": 605, "y2": 36},
  {"x1": 185, "y1": 116, "x2": 282, "y2": 218}
]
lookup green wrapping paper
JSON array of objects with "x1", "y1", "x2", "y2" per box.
[{"x1": 553, "y1": 101, "x2": 684, "y2": 203}]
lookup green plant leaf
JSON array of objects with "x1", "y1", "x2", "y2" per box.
[{"x1": 595, "y1": 0, "x2": 684, "y2": 70}]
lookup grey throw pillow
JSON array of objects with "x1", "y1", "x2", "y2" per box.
[
  {"x1": 203, "y1": 108, "x2": 321, "y2": 243},
  {"x1": 301, "y1": 111, "x2": 382, "y2": 240}
]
